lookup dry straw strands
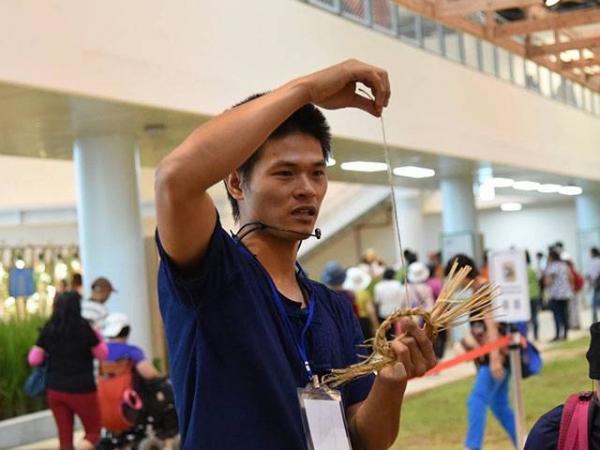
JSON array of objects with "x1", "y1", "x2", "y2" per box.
[{"x1": 322, "y1": 262, "x2": 499, "y2": 387}]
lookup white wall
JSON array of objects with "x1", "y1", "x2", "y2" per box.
[
  {"x1": 302, "y1": 199, "x2": 581, "y2": 277},
  {"x1": 424, "y1": 201, "x2": 578, "y2": 262},
  {"x1": 1, "y1": 0, "x2": 598, "y2": 181}
]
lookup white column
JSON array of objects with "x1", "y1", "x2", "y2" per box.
[
  {"x1": 394, "y1": 190, "x2": 426, "y2": 264},
  {"x1": 74, "y1": 135, "x2": 152, "y2": 354},
  {"x1": 575, "y1": 193, "x2": 600, "y2": 271},
  {"x1": 440, "y1": 175, "x2": 480, "y2": 265}
]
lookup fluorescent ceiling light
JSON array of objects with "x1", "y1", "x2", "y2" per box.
[
  {"x1": 501, "y1": 202, "x2": 522, "y2": 212},
  {"x1": 559, "y1": 185, "x2": 583, "y2": 196},
  {"x1": 340, "y1": 161, "x2": 388, "y2": 173},
  {"x1": 489, "y1": 177, "x2": 514, "y2": 188},
  {"x1": 326, "y1": 157, "x2": 336, "y2": 167},
  {"x1": 545, "y1": 0, "x2": 560, "y2": 6},
  {"x1": 537, "y1": 183, "x2": 562, "y2": 193},
  {"x1": 478, "y1": 183, "x2": 496, "y2": 201},
  {"x1": 393, "y1": 165, "x2": 435, "y2": 178},
  {"x1": 513, "y1": 180, "x2": 540, "y2": 191}
]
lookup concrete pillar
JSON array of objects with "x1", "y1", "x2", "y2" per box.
[
  {"x1": 394, "y1": 190, "x2": 426, "y2": 265},
  {"x1": 440, "y1": 175, "x2": 480, "y2": 264},
  {"x1": 74, "y1": 135, "x2": 152, "y2": 354},
  {"x1": 575, "y1": 193, "x2": 600, "y2": 272}
]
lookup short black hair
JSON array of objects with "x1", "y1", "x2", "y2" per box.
[
  {"x1": 225, "y1": 93, "x2": 332, "y2": 222},
  {"x1": 383, "y1": 268, "x2": 396, "y2": 280},
  {"x1": 444, "y1": 254, "x2": 479, "y2": 279},
  {"x1": 592, "y1": 247, "x2": 600, "y2": 257},
  {"x1": 116, "y1": 325, "x2": 130, "y2": 338}
]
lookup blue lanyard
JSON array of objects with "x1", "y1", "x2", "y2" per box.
[{"x1": 236, "y1": 243, "x2": 316, "y2": 382}]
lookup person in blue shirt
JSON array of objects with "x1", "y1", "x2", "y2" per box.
[{"x1": 154, "y1": 59, "x2": 437, "y2": 450}]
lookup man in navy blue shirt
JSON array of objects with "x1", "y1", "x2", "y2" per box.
[{"x1": 155, "y1": 59, "x2": 437, "y2": 449}]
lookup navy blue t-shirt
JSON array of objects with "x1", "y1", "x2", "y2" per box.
[{"x1": 156, "y1": 218, "x2": 374, "y2": 450}]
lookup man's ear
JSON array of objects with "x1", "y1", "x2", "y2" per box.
[{"x1": 225, "y1": 171, "x2": 244, "y2": 201}]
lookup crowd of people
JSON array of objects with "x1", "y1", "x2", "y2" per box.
[{"x1": 26, "y1": 275, "x2": 169, "y2": 450}]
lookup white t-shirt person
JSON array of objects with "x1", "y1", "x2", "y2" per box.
[{"x1": 374, "y1": 270, "x2": 404, "y2": 318}]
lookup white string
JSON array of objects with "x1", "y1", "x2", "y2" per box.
[{"x1": 358, "y1": 87, "x2": 411, "y2": 311}]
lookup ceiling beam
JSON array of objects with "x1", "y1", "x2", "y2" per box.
[
  {"x1": 562, "y1": 57, "x2": 600, "y2": 70},
  {"x1": 391, "y1": 0, "x2": 600, "y2": 92},
  {"x1": 527, "y1": 36, "x2": 600, "y2": 57},
  {"x1": 437, "y1": 0, "x2": 542, "y2": 17},
  {"x1": 495, "y1": 8, "x2": 600, "y2": 37}
]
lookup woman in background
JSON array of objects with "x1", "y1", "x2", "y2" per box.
[{"x1": 28, "y1": 291, "x2": 108, "y2": 450}]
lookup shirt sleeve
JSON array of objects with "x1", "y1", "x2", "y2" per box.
[
  {"x1": 155, "y1": 214, "x2": 242, "y2": 309},
  {"x1": 128, "y1": 345, "x2": 146, "y2": 364}
]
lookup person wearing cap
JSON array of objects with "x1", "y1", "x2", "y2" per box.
[
  {"x1": 525, "y1": 322, "x2": 600, "y2": 449},
  {"x1": 403, "y1": 262, "x2": 434, "y2": 311},
  {"x1": 154, "y1": 60, "x2": 436, "y2": 450},
  {"x1": 102, "y1": 313, "x2": 161, "y2": 380},
  {"x1": 81, "y1": 277, "x2": 115, "y2": 330},
  {"x1": 343, "y1": 266, "x2": 379, "y2": 340}
]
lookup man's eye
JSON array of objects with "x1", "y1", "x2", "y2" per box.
[
  {"x1": 314, "y1": 170, "x2": 325, "y2": 176},
  {"x1": 276, "y1": 171, "x2": 293, "y2": 176}
]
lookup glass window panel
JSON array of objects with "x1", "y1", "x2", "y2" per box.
[
  {"x1": 308, "y1": 0, "x2": 340, "y2": 13},
  {"x1": 525, "y1": 60, "x2": 539, "y2": 92},
  {"x1": 539, "y1": 66, "x2": 551, "y2": 97},
  {"x1": 551, "y1": 73, "x2": 564, "y2": 101},
  {"x1": 463, "y1": 34, "x2": 479, "y2": 69},
  {"x1": 372, "y1": 0, "x2": 394, "y2": 32},
  {"x1": 573, "y1": 83, "x2": 583, "y2": 108},
  {"x1": 595, "y1": 93, "x2": 600, "y2": 116},
  {"x1": 583, "y1": 88, "x2": 592, "y2": 112},
  {"x1": 422, "y1": 18, "x2": 441, "y2": 53},
  {"x1": 480, "y1": 41, "x2": 495, "y2": 75},
  {"x1": 511, "y1": 55, "x2": 525, "y2": 87},
  {"x1": 396, "y1": 5, "x2": 419, "y2": 42},
  {"x1": 565, "y1": 80, "x2": 576, "y2": 106},
  {"x1": 497, "y1": 48, "x2": 511, "y2": 82},
  {"x1": 342, "y1": 0, "x2": 369, "y2": 23},
  {"x1": 443, "y1": 27, "x2": 462, "y2": 62}
]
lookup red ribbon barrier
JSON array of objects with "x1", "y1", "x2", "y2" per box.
[{"x1": 424, "y1": 335, "x2": 513, "y2": 376}]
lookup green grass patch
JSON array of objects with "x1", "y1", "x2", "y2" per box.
[
  {"x1": 392, "y1": 338, "x2": 591, "y2": 450},
  {"x1": 0, "y1": 315, "x2": 48, "y2": 420}
]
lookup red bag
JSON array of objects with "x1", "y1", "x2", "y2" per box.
[{"x1": 571, "y1": 267, "x2": 584, "y2": 293}]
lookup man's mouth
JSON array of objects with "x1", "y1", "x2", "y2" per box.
[{"x1": 291, "y1": 206, "x2": 317, "y2": 218}]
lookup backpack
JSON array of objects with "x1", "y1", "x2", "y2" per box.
[
  {"x1": 97, "y1": 359, "x2": 143, "y2": 432},
  {"x1": 558, "y1": 391, "x2": 594, "y2": 450}
]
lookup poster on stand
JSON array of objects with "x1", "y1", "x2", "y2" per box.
[{"x1": 489, "y1": 249, "x2": 531, "y2": 323}]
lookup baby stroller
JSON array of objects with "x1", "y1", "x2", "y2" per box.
[{"x1": 96, "y1": 359, "x2": 179, "y2": 450}]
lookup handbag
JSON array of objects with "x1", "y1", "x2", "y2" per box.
[
  {"x1": 24, "y1": 361, "x2": 48, "y2": 397},
  {"x1": 521, "y1": 340, "x2": 542, "y2": 378}
]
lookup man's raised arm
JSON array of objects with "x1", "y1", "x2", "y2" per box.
[{"x1": 154, "y1": 59, "x2": 390, "y2": 268}]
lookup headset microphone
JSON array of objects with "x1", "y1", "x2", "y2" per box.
[{"x1": 233, "y1": 222, "x2": 322, "y2": 241}]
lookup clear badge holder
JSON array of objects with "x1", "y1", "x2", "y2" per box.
[{"x1": 297, "y1": 378, "x2": 353, "y2": 450}]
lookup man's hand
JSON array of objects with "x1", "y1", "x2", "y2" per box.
[
  {"x1": 298, "y1": 59, "x2": 391, "y2": 117},
  {"x1": 378, "y1": 318, "x2": 437, "y2": 384}
]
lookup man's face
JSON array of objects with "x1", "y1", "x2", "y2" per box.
[
  {"x1": 236, "y1": 133, "x2": 328, "y2": 240},
  {"x1": 92, "y1": 286, "x2": 112, "y2": 303}
]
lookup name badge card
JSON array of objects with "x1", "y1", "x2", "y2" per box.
[{"x1": 298, "y1": 385, "x2": 352, "y2": 450}]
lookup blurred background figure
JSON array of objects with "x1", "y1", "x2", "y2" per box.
[
  {"x1": 561, "y1": 252, "x2": 583, "y2": 330},
  {"x1": 70, "y1": 273, "x2": 83, "y2": 296},
  {"x1": 587, "y1": 247, "x2": 600, "y2": 323},
  {"x1": 320, "y1": 261, "x2": 358, "y2": 317},
  {"x1": 526, "y1": 251, "x2": 542, "y2": 342},
  {"x1": 374, "y1": 267, "x2": 403, "y2": 340},
  {"x1": 544, "y1": 247, "x2": 574, "y2": 341},
  {"x1": 343, "y1": 266, "x2": 378, "y2": 340},
  {"x1": 28, "y1": 291, "x2": 108, "y2": 450},
  {"x1": 81, "y1": 277, "x2": 116, "y2": 330}
]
